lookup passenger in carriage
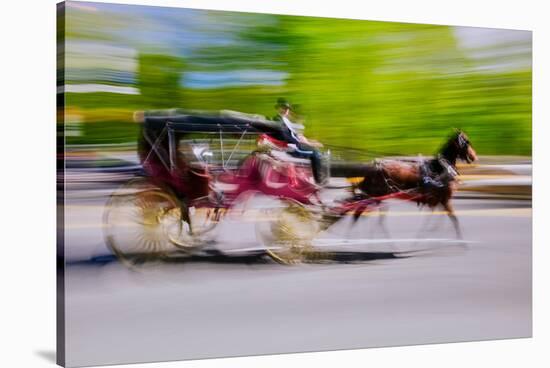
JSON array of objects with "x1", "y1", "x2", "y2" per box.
[{"x1": 272, "y1": 98, "x2": 325, "y2": 184}]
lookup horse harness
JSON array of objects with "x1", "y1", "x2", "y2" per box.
[{"x1": 376, "y1": 156, "x2": 458, "y2": 195}]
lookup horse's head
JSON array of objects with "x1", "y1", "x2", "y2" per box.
[
  {"x1": 454, "y1": 130, "x2": 477, "y2": 163},
  {"x1": 441, "y1": 129, "x2": 477, "y2": 164}
]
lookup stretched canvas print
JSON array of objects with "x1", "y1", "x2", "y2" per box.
[{"x1": 57, "y1": 1, "x2": 532, "y2": 366}]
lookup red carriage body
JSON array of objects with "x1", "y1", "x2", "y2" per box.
[{"x1": 137, "y1": 110, "x2": 319, "y2": 207}]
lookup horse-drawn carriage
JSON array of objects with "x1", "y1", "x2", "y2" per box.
[
  {"x1": 103, "y1": 109, "x2": 330, "y2": 265},
  {"x1": 103, "y1": 109, "x2": 477, "y2": 266}
]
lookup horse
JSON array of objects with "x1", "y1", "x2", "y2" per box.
[{"x1": 354, "y1": 130, "x2": 478, "y2": 238}]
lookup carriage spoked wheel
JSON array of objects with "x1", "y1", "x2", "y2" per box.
[
  {"x1": 256, "y1": 199, "x2": 319, "y2": 264},
  {"x1": 103, "y1": 178, "x2": 190, "y2": 267},
  {"x1": 163, "y1": 202, "x2": 222, "y2": 250}
]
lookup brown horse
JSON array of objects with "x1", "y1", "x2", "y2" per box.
[{"x1": 355, "y1": 130, "x2": 478, "y2": 238}]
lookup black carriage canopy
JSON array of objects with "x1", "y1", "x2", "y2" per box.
[
  {"x1": 136, "y1": 109, "x2": 286, "y2": 170},
  {"x1": 136, "y1": 109, "x2": 284, "y2": 135}
]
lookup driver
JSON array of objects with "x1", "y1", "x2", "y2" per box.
[{"x1": 272, "y1": 98, "x2": 325, "y2": 184}]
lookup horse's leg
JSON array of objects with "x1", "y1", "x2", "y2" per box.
[
  {"x1": 442, "y1": 201, "x2": 462, "y2": 239},
  {"x1": 414, "y1": 206, "x2": 435, "y2": 240},
  {"x1": 346, "y1": 214, "x2": 360, "y2": 237},
  {"x1": 376, "y1": 203, "x2": 397, "y2": 252},
  {"x1": 421, "y1": 209, "x2": 444, "y2": 235},
  {"x1": 345, "y1": 203, "x2": 371, "y2": 238},
  {"x1": 377, "y1": 204, "x2": 391, "y2": 238},
  {"x1": 404, "y1": 205, "x2": 436, "y2": 253}
]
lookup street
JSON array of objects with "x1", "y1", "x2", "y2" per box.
[{"x1": 62, "y1": 192, "x2": 532, "y2": 367}]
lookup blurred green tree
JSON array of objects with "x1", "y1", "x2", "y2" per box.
[
  {"x1": 192, "y1": 13, "x2": 531, "y2": 156},
  {"x1": 64, "y1": 6, "x2": 531, "y2": 156},
  {"x1": 137, "y1": 53, "x2": 185, "y2": 108}
]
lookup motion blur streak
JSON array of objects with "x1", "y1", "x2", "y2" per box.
[{"x1": 61, "y1": 1, "x2": 531, "y2": 156}]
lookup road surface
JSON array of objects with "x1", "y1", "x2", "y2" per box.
[{"x1": 62, "y1": 192, "x2": 532, "y2": 367}]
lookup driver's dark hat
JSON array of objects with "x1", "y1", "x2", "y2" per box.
[{"x1": 275, "y1": 97, "x2": 292, "y2": 109}]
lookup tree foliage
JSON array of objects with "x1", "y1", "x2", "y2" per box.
[{"x1": 65, "y1": 6, "x2": 531, "y2": 156}]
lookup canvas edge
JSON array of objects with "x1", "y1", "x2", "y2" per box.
[{"x1": 56, "y1": 1, "x2": 66, "y2": 367}]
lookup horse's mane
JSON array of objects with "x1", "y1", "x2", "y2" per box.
[{"x1": 436, "y1": 130, "x2": 462, "y2": 165}]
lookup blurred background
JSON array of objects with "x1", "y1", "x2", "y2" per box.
[{"x1": 61, "y1": 1, "x2": 531, "y2": 156}]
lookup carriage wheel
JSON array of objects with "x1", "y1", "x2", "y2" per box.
[
  {"x1": 103, "y1": 178, "x2": 188, "y2": 266},
  {"x1": 163, "y1": 204, "x2": 222, "y2": 250},
  {"x1": 256, "y1": 199, "x2": 318, "y2": 264}
]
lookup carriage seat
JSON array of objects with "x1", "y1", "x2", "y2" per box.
[
  {"x1": 257, "y1": 134, "x2": 288, "y2": 151},
  {"x1": 256, "y1": 134, "x2": 310, "y2": 165},
  {"x1": 269, "y1": 149, "x2": 311, "y2": 165}
]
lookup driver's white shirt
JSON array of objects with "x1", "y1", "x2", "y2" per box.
[
  {"x1": 281, "y1": 116, "x2": 301, "y2": 142},
  {"x1": 280, "y1": 115, "x2": 313, "y2": 154}
]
